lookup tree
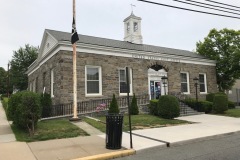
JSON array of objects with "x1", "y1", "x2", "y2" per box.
[
  {"x1": 10, "y1": 44, "x2": 38, "y2": 91},
  {"x1": 196, "y1": 28, "x2": 240, "y2": 91},
  {"x1": 0, "y1": 67, "x2": 7, "y2": 94},
  {"x1": 130, "y1": 94, "x2": 139, "y2": 115},
  {"x1": 108, "y1": 94, "x2": 120, "y2": 114}
]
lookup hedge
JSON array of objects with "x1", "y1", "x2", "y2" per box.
[
  {"x1": 41, "y1": 93, "x2": 52, "y2": 118},
  {"x1": 158, "y1": 95, "x2": 180, "y2": 119},
  {"x1": 148, "y1": 99, "x2": 158, "y2": 116},
  {"x1": 2, "y1": 97, "x2": 9, "y2": 112},
  {"x1": 183, "y1": 98, "x2": 213, "y2": 113},
  {"x1": 213, "y1": 94, "x2": 228, "y2": 113}
]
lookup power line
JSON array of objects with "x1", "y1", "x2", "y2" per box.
[
  {"x1": 173, "y1": 0, "x2": 240, "y2": 16},
  {"x1": 185, "y1": 0, "x2": 240, "y2": 13},
  {"x1": 137, "y1": 0, "x2": 240, "y2": 20},
  {"x1": 205, "y1": 0, "x2": 240, "y2": 9}
]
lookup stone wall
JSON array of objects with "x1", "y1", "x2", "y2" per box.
[{"x1": 28, "y1": 50, "x2": 218, "y2": 104}]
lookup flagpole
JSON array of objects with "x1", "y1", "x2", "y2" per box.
[{"x1": 72, "y1": 0, "x2": 78, "y2": 119}]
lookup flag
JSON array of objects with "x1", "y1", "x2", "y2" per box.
[{"x1": 71, "y1": 17, "x2": 79, "y2": 44}]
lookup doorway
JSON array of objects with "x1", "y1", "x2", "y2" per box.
[{"x1": 148, "y1": 68, "x2": 168, "y2": 100}]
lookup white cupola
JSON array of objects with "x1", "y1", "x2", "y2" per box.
[{"x1": 123, "y1": 12, "x2": 142, "y2": 44}]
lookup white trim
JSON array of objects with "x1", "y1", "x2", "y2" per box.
[
  {"x1": 51, "y1": 69, "x2": 54, "y2": 98},
  {"x1": 27, "y1": 41, "x2": 216, "y2": 76},
  {"x1": 119, "y1": 68, "x2": 133, "y2": 96},
  {"x1": 180, "y1": 72, "x2": 190, "y2": 94},
  {"x1": 199, "y1": 73, "x2": 208, "y2": 94},
  {"x1": 85, "y1": 65, "x2": 102, "y2": 96},
  {"x1": 32, "y1": 79, "x2": 36, "y2": 92}
]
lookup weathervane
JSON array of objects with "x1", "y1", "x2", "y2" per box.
[{"x1": 131, "y1": 4, "x2": 136, "y2": 13}]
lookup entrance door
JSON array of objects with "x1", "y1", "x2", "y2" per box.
[{"x1": 150, "y1": 81, "x2": 161, "y2": 100}]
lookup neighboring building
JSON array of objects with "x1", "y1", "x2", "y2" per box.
[
  {"x1": 228, "y1": 80, "x2": 240, "y2": 105},
  {"x1": 26, "y1": 12, "x2": 218, "y2": 105}
]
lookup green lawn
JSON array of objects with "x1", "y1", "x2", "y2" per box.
[
  {"x1": 83, "y1": 114, "x2": 191, "y2": 133},
  {"x1": 217, "y1": 109, "x2": 240, "y2": 118},
  {"x1": 11, "y1": 119, "x2": 89, "y2": 142}
]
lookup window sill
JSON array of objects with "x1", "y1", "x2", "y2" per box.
[
  {"x1": 85, "y1": 94, "x2": 103, "y2": 97},
  {"x1": 119, "y1": 93, "x2": 133, "y2": 96},
  {"x1": 200, "y1": 92, "x2": 208, "y2": 95}
]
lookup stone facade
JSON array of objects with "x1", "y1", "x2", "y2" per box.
[{"x1": 28, "y1": 50, "x2": 218, "y2": 105}]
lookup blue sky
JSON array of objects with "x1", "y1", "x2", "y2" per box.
[{"x1": 1, "y1": 0, "x2": 240, "y2": 70}]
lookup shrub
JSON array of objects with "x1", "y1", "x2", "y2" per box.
[
  {"x1": 182, "y1": 98, "x2": 213, "y2": 113},
  {"x1": 213, "y1": 94, "x2": 228, "y2": 113},
  {"x1": 228, "y1": 101, "x2": 235, "y2": 109},
  {"x1": 108, "y1": 94, "x2": 119, "y2": 114},
  {"x1": 2, "y1": 97, "x2": 9, "y2": 111},
  {"x1": 200, "y1": 101, "x2": 213, "y2": 113},
  {"x1": 13, "y1": 91, "x2": 41, "y2": 136},
  {"x1": 158, "y1": 95, "x2": 180, "y2": 119},
  {"x1": 1, "y1": 94, "x2": 8, "y2": 100},
  {"x1": 206, "y1": 93, "x2": 215, "y2": 102},
  {"x1": 41, "y1": 93, "x2": 52, "y2": 118},
  {"x1": 130, "y1": 94, "x2": 139, "y2": 115},
  {"x1": 148, "y1": 99, "x2": 158, "y2": 116},
  {"x1": 7, "y1": 92, "x2": 23, "y2": 121}
]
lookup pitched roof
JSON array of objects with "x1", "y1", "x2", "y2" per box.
[{"x1": 46, "y1": 29, "x2": 206, "y2": 59}]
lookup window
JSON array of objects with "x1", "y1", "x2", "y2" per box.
[
  {"x1": 51, "y1": 69, "x2": 54, "y2": 97},
  {"x1": 127, "y1": 22, "x2": 130, "y2": 33},
  {"x1": 199, "y1": 73, "x2": 207, "y2": 93},
  {"x1": 119, "y1": 68, "x2": 132, "y2": 95},
  {"x1": 134, "y1": 22, "x2": 138, "y2": 32},
  {"x1": 180, "y1": 72, "x2": 190, "y2": 94},
  {"x1": 85, "y1": 66, "x2": 102, "y2": 96}
]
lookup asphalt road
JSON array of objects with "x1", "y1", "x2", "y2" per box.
[{"x1": 118, "y1": 132, "x2": 240, "y2": 160}]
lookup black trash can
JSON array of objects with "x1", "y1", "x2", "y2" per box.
[{"x1": 106, "y1": 114, "x2": 124, "y2": 149}]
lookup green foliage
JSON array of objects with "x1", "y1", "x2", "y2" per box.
[
  {"x1": 183, "y1": 98, "x2": 213, "y2": 113},
  {"x1": 196, "y1": 28, "x2": 240, "y2": 91},
  {"x1": 228, "y1": 101, "x2": 235, "y2": 109},
  {"x1": 2, "y1": 98, "x2": 9, "y2": 111},
  {"x1": 130, "y1": 94, "x2": 139, "y2": 115},
  {"x1": 108, "y1": 94, "x2": 119, "y2": 114},
  {"x1": 200, "y1": 101, "x2": 213, "y2": 113},
  {"x1": 213, "y1": 94, "x2": 228, "y2": 113},
  {"x1": 13, "y1": 91, "x2": 41, "y2": 136},
  {"x1": 158, "y1": 95, "x2": 180, "y2": 119},
  {"x1": 148, "y1": 99, "x2": 158, "y2": 116},
  {"x1": 206, "y1": 93, "x2": 215, "y2": 102},
  {"x1": 7, "y1": 92, "x2": 23, "y2": 120},
  {"x1": 0, "y1": 67, "x2": 7, "y2": 94},
  {"x1": 11, "y1": 119, "x2": 89, "y2": 142},
  {"x1": 40, "y1": 93, "x2": 52, "y2": 118},
  {"x1": 10, "y1": 44, "x2": 38, "y2": 91}
]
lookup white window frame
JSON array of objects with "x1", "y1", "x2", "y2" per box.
[
  {"x1": 85, "y1": 65, "x2": 102, "y2": 96},
  {"x1": 29, "y1": 82, "x2": 32, "y2": 91},
  {"x1": 51, "y1": 69, "x2": 54, "y2": 98},
  {"x1": 180, "y1": 72, "x2": 190, "y2": 94},
  {"x1": 199, "y1": 73, "x2": 208, "y2": 94},
  {"x1": 33, "y1": 79, "x2": 36, "y2": 93},
  {"x1": 119, "y1": 68, "x2": 133, "y2": 96}
]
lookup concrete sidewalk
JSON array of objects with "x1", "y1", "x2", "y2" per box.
[
  {"x1": 2, "y1": 99, "x2": 240, "y2": 160},
  {"x1": 119, "y1": 114, "x2": 240, "y2": 150}
]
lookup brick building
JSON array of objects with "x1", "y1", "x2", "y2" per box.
[{"x1": 26, "y1": 12, "x2": 218, "y2": 105}]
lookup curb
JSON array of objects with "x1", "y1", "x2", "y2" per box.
[
  {"x1": 72, "y1": 149, "x2": 136, "y2": 160},
  {"x1": 169, "y1": 130, "x2": 240, "y2": 147}
]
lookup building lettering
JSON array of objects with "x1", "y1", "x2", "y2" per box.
[{"x1": 132, "y1": 54, "x2": 180, "y2": 63}]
